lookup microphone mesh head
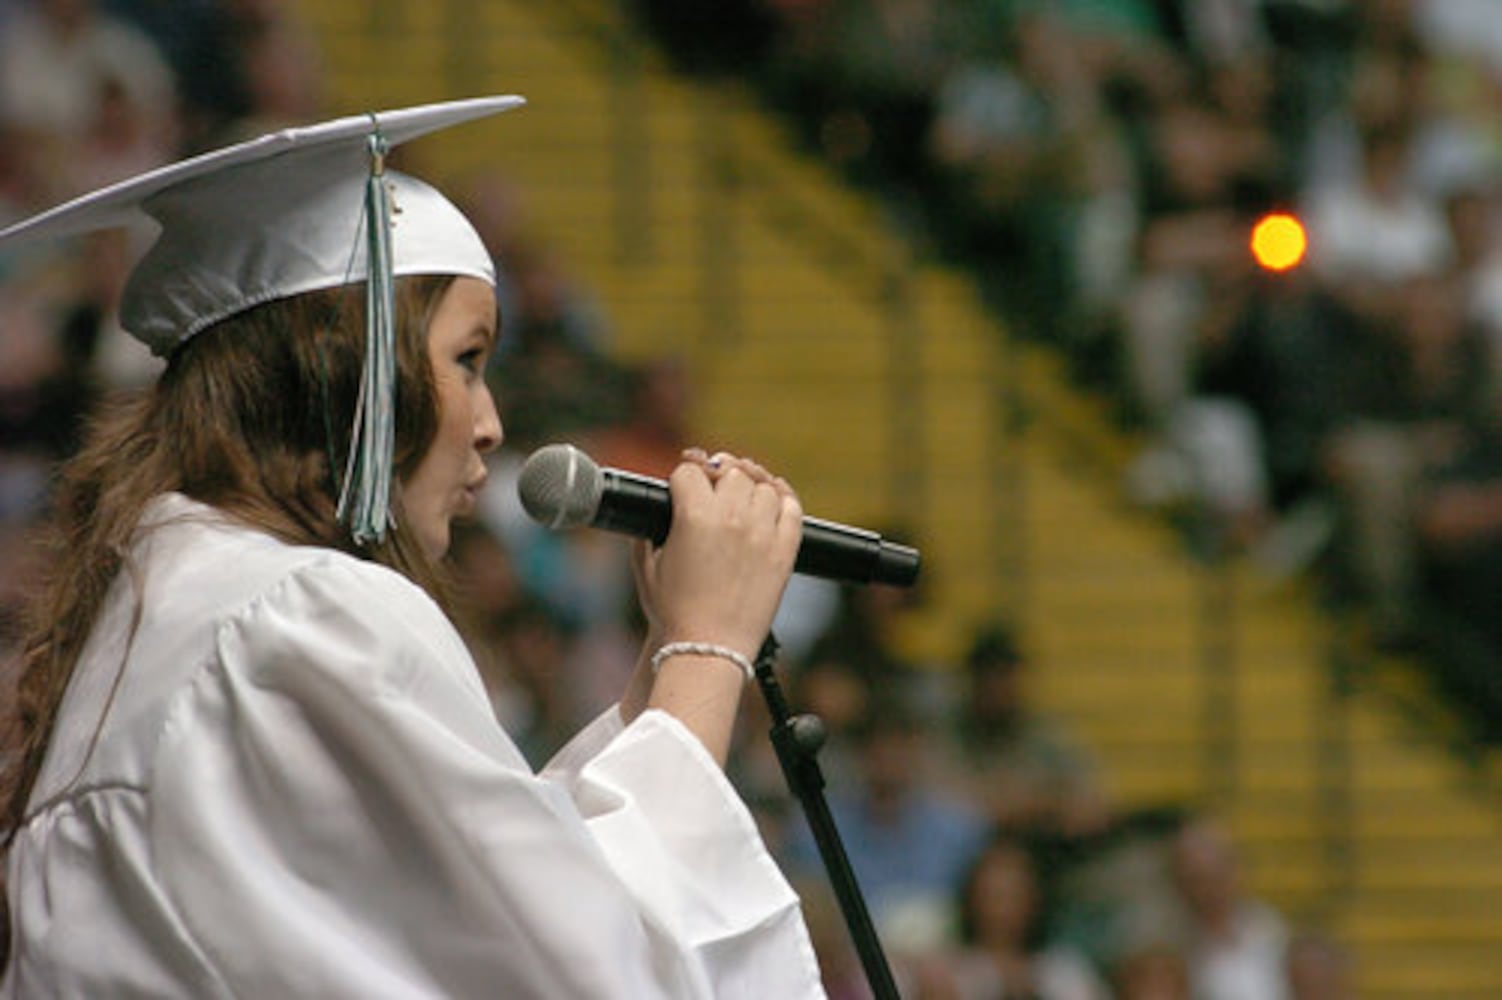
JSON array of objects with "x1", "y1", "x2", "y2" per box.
[{"x1": 517, "y1": 444, "x2": 603, "y2": 529}]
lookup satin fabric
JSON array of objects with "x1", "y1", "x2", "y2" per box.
[{"x1": 2, "y1": 494, "x2": 823, "y2": 998}]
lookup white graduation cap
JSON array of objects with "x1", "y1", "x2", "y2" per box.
[{"x1": 0, "y1": 94, "x2": 526, "y2": 545}]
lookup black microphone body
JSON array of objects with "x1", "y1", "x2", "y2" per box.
[{"x1": 519, "y1": 445, "x2": 920, "y2": 587}]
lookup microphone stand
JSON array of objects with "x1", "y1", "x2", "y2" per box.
[{"x1": 752, "y1": 634, "x2": 900, "y2": 1000}]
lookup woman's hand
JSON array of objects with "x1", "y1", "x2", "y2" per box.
[
  {"x1": 625, "y1": 449, "x2": 802, "y2": 762},
  {"x1": 635, "y1": 449, "x2": 802, "y2": 657}
]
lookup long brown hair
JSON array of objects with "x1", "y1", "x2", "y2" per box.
[{"x1": 1, "y1": 273, "x2": 457, "y2": 855}]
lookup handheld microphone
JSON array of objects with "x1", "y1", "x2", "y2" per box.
[{"x1": 517, "y1": 444, "x2": 920, "y2": 587}]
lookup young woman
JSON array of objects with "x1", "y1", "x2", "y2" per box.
[{"x1": 0, "y1": 98, "x2": 823, "y2": 996}]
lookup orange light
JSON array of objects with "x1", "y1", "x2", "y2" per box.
[{"x1": 1250, "y1": 213, "x2": 1307, "y2": 272}]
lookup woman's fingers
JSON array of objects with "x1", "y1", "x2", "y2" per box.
[
  {"x1": 644, "y1": 449, "x2": 802, "y2": 653},
  {"x1": 680, "y1": 449, "x2": 782, "y2": 487},
  {"x1": 681, "y1": 451, "x2": 799, "y2": 542}
]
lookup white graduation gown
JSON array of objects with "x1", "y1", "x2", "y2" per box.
[{"x1": 2, "y1": 494, "x2": 824, "y2": 998}]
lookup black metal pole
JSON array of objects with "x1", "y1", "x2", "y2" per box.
[{"x1": 752, "y1": 634, "x2": 901, "y2": 1000}]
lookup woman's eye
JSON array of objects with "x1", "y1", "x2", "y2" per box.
[{"x1": 458, "y1": 348, "x2": 484, "y2": 374}]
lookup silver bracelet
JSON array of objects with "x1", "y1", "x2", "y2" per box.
[{"x1": 650, "y1": 641, "x2": 755, "y2": 682}]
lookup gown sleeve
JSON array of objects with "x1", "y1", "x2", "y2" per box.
[{"x1": 146, "y1": 556, "x2": 823, "y2": 999}]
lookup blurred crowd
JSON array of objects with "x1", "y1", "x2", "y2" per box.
[
  {"x1": 0, "y1": 0, "x2": 325, "y2": 676},
  {"x1": 20, "y1": 0, "x2": 1502, "y2": 996},
  {"x1": 634, "y1": 0, "x2": 1502, "y2": 743},
  {"x1": 446, "y1": 509, "x2": 1347, "y2": 999}
]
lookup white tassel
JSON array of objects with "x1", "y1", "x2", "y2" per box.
[{"x1": 338, "y1": 127, "x2": 397, "y2": 545}]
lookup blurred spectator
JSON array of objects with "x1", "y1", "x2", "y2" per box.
[
  {"x1": 926, "y1": 4, "x2": 1115, "y2": 342},
  {"x1": 0, "y1": 0, "x2": 173, "y2": 141},
  {"x1": 783, "y1": 694, "x2": 988, "y2": 952},
  {"x1": 768, "y1": 573, "x2": 842, "y2": 666},
  {"x1": 0, "y1": 125, "x2": 37, "y2": 228},
  {"x1": 456, "y1": 171, "x2": 540, "y2": 335},
  {"x1": 1113, "y1": 52, "x2": 1287, "y2": 544},
  {"x1": 1170, "y1": 813, "x2": 1290, "y2": 1000},
  {"x1": 1415, "y1": 0, "x2": 1502, "y2": 69},
  {"x1": 1409, "y1": 0, "x2": 1502, "y2": 194},
  {"x1": 64, "y1": 72, "x2": 174, "y2": 195},
  {"x1": 815, "y1": 0, "x2": 956, "y2": 192},
  {"x1": 448, "y1": 522, "x2": 584, "y2": 765},
  {"x1": 1443, "y1": 167, "x2": 1502, "y2": 391},
  {"x1": 757, "y1": 0, "x2": 967, "y2": 206},
  {"x1": 1046, "y1": 806, "x2": 1189, "y2": 984},
  {"x1": 108, "y1": 0, "x2": 324, "y2": 150},
  {"x1": 488, "y1": 240, "x2": 625, "y2": 454},
  {"x1": 76, "y1": 226, "x2": 164, "y2": 391},
  {"x1": 926, "y1": 832, "x2": 1108, "y2": 1000},
  {"x1": 448, "y1": 521, "x2": 526, "y2": 707},
  {"x1": 587, "y1": 355, "x2": 695, "y2": 479},
  {"x1": 1158, "y1": 0, "x2": 1272, "y2": 67},
  {"x1": 1301, "y1": 32, "x2": 1427, "y2": 200},
  {"x1": 790, "y1": 575, "x2": 930, "y2": 781},
  {"x1": 458, "y1": 484, "x2": 644, "y2": 762},
  {"x1": 1283, "y1": 929, "x2": 1354, "y2": 1000},
  {"x1": 801, "y1": 577, "x2": 923, "y2": 687},
  {"x1": 1120, "y1": 77, "x2": 1280, "y2": 428},
  {"x1": 0, "y1": 275, "x2": 89, "y2": 470},
  {"x1": 986, "y1": 0, "x2": 1171, "y2": 105},
  {"x1": 1109, "y1": 939, "x2": 1191, "y2": 1000},
  {"x1": 561, "y1": 576, "x2": 651, "y2": 734},
  {"x1": 1414, "y1": 390, "x2": 1502, "y2": 739},
  {"x1": 1321, "y1": 269, "x2": 1491, "y2": 643},
  {"x1": 450, "y1": 513, "x2": 641, "y2": 767},
  {"x1": 946, "y1": 622, "x2": 1110, "y2": 840},
  {"x1": 1, "y1": 224, "x2": 154, "y2": 470},
  {"x1": 1305, "y1": 120, "x2": 1452, "y2": 321},
  {"x1": 0, "y1": 0, "x2": 175, "y2": 212},
  {"x1": 481, "y1": 449, "x2": 638, "y2": 635},
  {"x1": 101, "y1": 0, "x2": 247, "y2": 150},
  {"x1": 231, "y1": 0, "x2": 324, "y2": 134},
  {"x1": 749, "y1": 0, "x2": 836, "y2": 122},
  {"x1": 785, "y1": 644, "x2": 870, "y2": 789},
  {"x1": 1194, "y1": 268, "x2": 1353, "y2": 566}
]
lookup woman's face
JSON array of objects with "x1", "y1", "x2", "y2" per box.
[{"x1": 404, "y1": 276, "x2": 502, "y2": 559}]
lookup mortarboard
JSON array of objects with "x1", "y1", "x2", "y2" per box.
[{"x1": 0, "y1": 94, "x2": 526, "y2": 544}]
